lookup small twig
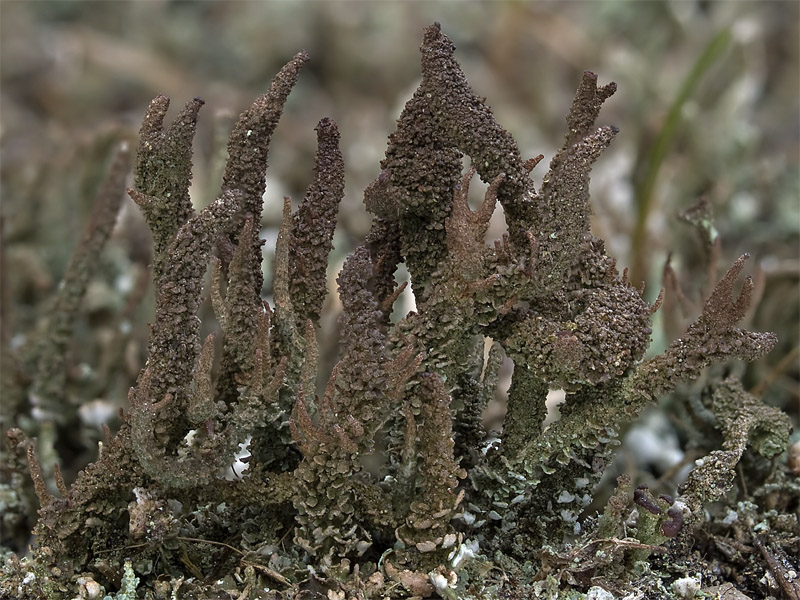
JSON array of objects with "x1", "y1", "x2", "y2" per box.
[
  {"x1": 655, "y1": 449, "x2": 702, "y2": 487},
  {"x1": 750, "y1": 345, "x2": 800, "y2": 397},
  {"x1": 241, "y1": 561, "x2": 290, "y2": 586},
  {"x1": 737, "y1": 462, "x2": 748, "y2": 498},
  {"x1": 178, "y1": 544, "x2": 204, "y2": 580},
  {"x1": 235, "y1": 583, "x2": 252, "y2": 600},
  {"x1": 95, "y1": 535, "x2": 243, "y2": 556},
  {"x1": 175, "y1": 536, "x2": 244, "y2": 556},
  {"x1": 95, "y1": 542, "x2": 149, "y2": 555},
  {"x1": 753, "y1": 535, "x2": 800, "y2": 600},
  {"x1": 277, "y1": 525, "x2": 293, "y2": 550},
  {"x1": 590, "y1": 537, "x2": 668, "y2": 553}
]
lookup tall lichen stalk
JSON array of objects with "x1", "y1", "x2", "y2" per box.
[{"x1": 1, "y1": 23, "x2": 793, "y2": 600}]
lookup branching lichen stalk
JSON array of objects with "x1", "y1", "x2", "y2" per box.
[{"x1": 1, "y1": 22, "x2": 792, "y2": 600}]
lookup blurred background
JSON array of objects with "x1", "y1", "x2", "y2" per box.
[{"x1": 1, "y1": 0, "x2": 797, "y2": 515}]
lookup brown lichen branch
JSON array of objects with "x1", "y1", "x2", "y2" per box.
[
  {"x1": 132, "y1": 96, "x2": 203, "y2": 283},
  {"x1": 289, "y1": 117, "x2": 345, "y2": 327},
  {"x1": 5, "y1": 23, "x2": 791, "y2": 600},
  {"x1": 221, "y1": 51, "x2": 310, "y2": 295}
]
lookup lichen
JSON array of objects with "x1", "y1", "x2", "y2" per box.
[{"x1": 1, "y1": 22, "x2": 794, "y2": 600}]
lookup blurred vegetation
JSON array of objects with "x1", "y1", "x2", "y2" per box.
[{"x1": 1, "y1": 0, "x2": 797, "y2": 583}]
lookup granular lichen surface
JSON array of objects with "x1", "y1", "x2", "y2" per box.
[{"x1": 0, "y1": 22, "x2": 796, "y2": 600}]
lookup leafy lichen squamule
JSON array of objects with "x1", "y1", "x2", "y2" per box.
[{"x1": 1, "y1": 21, "x2": 793, "y2": 600}]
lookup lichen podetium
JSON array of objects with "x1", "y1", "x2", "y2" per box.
[{"x1": 1, "y1": 23, "x2": 794, "y2": 600}]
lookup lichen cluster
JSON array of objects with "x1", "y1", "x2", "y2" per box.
[{"x1": 1, "y1": 23, "x2": 795, "y2": 600}]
